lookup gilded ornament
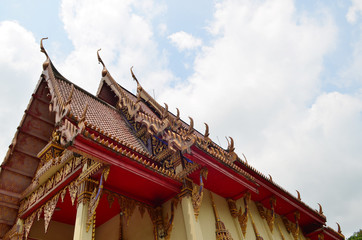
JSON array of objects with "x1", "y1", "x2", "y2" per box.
[
  {"x1": 192, "y1": 168, "x2": 208, "y2": 220},
  {"x1": 24, "y1": 212, "x2": 36, "y2": 240},
  {"x1": 256, "y1": 196, "x2": 276, "y2": 233},
  {"x1": 44, "y1": 193, "x2": 60, "y2": 233},
  {"x1": 210, "y1": 192, "x2": 234, "y2": 240},
  {"x1": 37, "y1": 206, "x2": 43, "y2": 221},
  {"x1": 68, "y1": 182, "x2": 78, "y2": 206},
  {"x1": 60, "y1": 188, "x2": 67, "y2": 202}
]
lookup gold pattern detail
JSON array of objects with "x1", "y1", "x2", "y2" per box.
[
  {"x1": 44, "y1": 193, "x2": 60, "y2": 233},
  {"x1": 86, "y1": 167, "x2": 109, "y2": 231},
  {"x1": 282, "y1": 212, "x2": 300, "y2": 240},
  {"x1": 210, "y1": 192, "x2": 234, "y2": 240},
  {"x1": 76, "y1": 160, "x2": 103, "y2": 185},
  {"x1": 238, "y1": 192, "x2": 251, "y2": 237},
  {"x1": 256, "y1": 196, "x2": 276, "y2": 233},
  {"x1": 68, "y1": 181, "x2": 78, "y2": 206},
  {"x1": 227, "y1": 192, "x2": 250, "y2": 237},
  {"x1": 192, "y1": 168, "x2": 208, "y2": 220},
  {"x1": 19, "y1": 153, "x2": 83, "y2": 215},
  {"x1": 24, "y1": 212, "x2": 36, "y2": 240}
]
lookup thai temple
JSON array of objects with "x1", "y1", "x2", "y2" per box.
[{"x1": 0, "y1": 38, "x2": 346, "y2": 240}]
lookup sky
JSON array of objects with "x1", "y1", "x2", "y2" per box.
[{"x1": 0, "y1": 0, "x2": 361, "y2": 237}]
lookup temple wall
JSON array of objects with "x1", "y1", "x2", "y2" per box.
[
  {"x1": 163, "y1": 199, "x2": 187, "y2": 240},
  {"x1": 95, "y1": 214, "x2": 119, "y2": 240},
  {"x1": 29, "y1": 219, "x2": 74, "y2": 240},
  {"x1": 162, "y1": 188, "x2": 309, "y2": 240},
  {"x1": 95, "y1": 207, "x2": 154, "y2": 240},
  {"x1": 123, "y1": 206, "x2": 154, "y2": 240}
]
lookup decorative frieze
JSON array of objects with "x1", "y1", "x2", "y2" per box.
[{"x1": 19, "y1": 153, "x2": 84, "y2": 215}]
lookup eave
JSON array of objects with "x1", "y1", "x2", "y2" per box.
[{"x1": 70, "y1": 134, "x2": 182, "y2": 206}]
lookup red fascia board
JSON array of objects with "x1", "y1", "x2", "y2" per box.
[
  {"x1": 71, "y1": 135, "x2": 181, "y2": 193},
  {"x1": 184, "y1": 146, "x2": 259, "y2": 194},
  {"x1": 253, "y1": 176, "x2": 325, "y2": 225},
  {"x1": 307, "y1": 228, "x2": 344, "y2": 240},
  {"x1": 20, "y1": 165, "x2": 82, "y2": 219}
]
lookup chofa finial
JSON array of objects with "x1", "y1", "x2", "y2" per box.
[
  {"x1": 296, "y1": 190, "x2": 301, "y2": 200},
  {"x1": 317, "y1": 203, "x2": 323, "y2": 215},
  {"x1": 130, "y1": 66, "x2": 139, "y2": 85},
  {"x1": 40, "y1": 38, "x2": 50, "y2": 70},
  {"x1": 97, "y1": 49, "x2": 108, "y2": 77},
  {"x1": 204, "y1": 123, "x2": 209, "y2": 138},
  {"x1": 40, "y1": 37, "x2": 49, "y2": 57}
]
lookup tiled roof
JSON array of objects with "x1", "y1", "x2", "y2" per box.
[{"x1": 53, "y1": 76, "x2": 148, "y2": 153}]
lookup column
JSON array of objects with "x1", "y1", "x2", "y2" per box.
[
  {"x1": 73, "y1": 179, "x2": 96, "y2": 240},
  {"x1": 180, "y1": 178, "x2": 204, "y2": 240}
]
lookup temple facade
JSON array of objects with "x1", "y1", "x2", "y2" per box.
[{"x1": 0, "y1": 39, "x2": 345, "y2": 240}]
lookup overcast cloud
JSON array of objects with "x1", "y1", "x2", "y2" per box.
[{"x1": 0, "y1": 0, "x2": 361, "y2": 237}]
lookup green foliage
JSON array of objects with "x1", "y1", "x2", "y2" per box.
[{"x1": 348, "y1": 229, "x2": 362, "y2": 240}]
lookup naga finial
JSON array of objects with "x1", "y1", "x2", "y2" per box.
[
  {"x1": 80, "y1": 102, "x2": 89, "y2": 122},
  {"x1": 97, "y1": 49, "x2": 108, "y2": 77},
  {"x1": 336, "y1": 222, "x2": 342, "y2": 234},
  {"x1": 268, "y1": 174, "x2": 273, "y2": 182},
  {"x1": 176, "y1": 108, "x2": 180, "y2": 120},
  {"x1": 227, "y1": 137, "x2": 235, "y2": 152},
  {"x1": 242, "y1": 153, "x2": 248, "y2": 164},
  {"x1": 317, "y1": 203, "x2": 323, "y2": 215},
  {"x1": 40, "y1": 37, "x2": 49, "y2": 57},
  {"x1": 130, "y1": 66, "x2": 139, "y2": 85},
  {"x1": 187, "y1": 117, "x2": 194, "y2": 135},
  {"x1": 65, "y1": 84, "x2": 74, "y2": 105},
  {"x1": 296, "y1": 190, "x2": 301, "y2": 200},
  {"x1": 162, "y1": 103, "x2": 169, "y2": 119},
  {"x1": 40, "y1": 38, "x2": 50, "y2": 70},
  {"x1": 97, "y1": 49, "x2": 105, "y2": 67},
  {"x1": 204, "y1": 123, "x2": 209, "y2": 138}
]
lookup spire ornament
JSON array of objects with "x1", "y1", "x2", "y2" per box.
[
  {"x1": 317, "y1": 203, "x2": 323, "y2": 215},
  {"x1": 210, "y1": 192, "x2": 234, "y2": 240},
  {"x1": 130, "y1": 66, "x2": 140, "y2": 85},
  {"x1": 40, "y1": 37, "x2": 50, "y2": 70},
  {"x1": 97, "y1": 49, "x2": 109, "y2": 77}
]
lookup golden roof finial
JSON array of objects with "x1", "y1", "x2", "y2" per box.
[
  {"x1": 336, "y1": 222, "x2": 342, "y2": 234},
  {"x1": 130, "y1": 66, "x2": 140, "y2": 85},
  {"x1": 296, "y1": 190, "x2": 301, "y2": 200},
  {"x1": 40, "y1": 37, "x2": 49, "y2": 57},
  {"x1": 97, "y1": 49, "x2": 108, "y2": 77},
  {"x1": 40, "y1": 37, "x2": 50, "y2": 70},
  {"x1": 176, "y1": 108, "x2": 180, "y2": 120},
  {"x1": 204, "y1": 123, "x2": 210, "y2": 138},
  {"x1": 187, "y1": 117, "x2": 194, "y2": 135},
  {"x1": 317, "y1": 203, "x2": 323, "y2": 215}
]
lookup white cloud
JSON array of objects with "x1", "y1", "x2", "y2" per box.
[
  {"x1": 59, "y1": 0, "x2": 173, "y2": 94},
  {"x1": 346, "y1": 0, "x2": 362, "y2": 23},
  {"x1": 168, "y1": 31, "x2": 202, "y2": 51},
  {"x1": 0, "y1": 21, "x2": 43, "y2": 160},
  {"x1": 159, "y1": 0, "x2": 360, "y2": 235}
]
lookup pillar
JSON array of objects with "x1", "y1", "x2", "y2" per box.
[
  {"x1": 73, "y1": 178, "x2": 97, "y2": 240},
  {"x1": 180, "y1": 178, "x2": 204, "y2": 240}
]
